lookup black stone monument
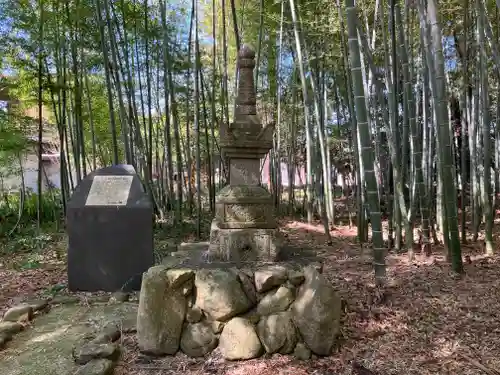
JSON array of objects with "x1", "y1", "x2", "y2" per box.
[{"x1": 67, "y1": 164, "x2": 154, "y2": 292}]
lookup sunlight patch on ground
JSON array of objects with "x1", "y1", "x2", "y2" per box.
[
  {"x1": 469, "y1": 253, "x2": 493, "y2": 262},
  {"x1": 432, "y1": 338, "x2": 460, "y2": 358},
  {"x1": 28, "y1": 324, "x2": 72, "y2": 344},
  {"x1": 285, "y1": 220, "x2": 357, "y2": 237}
]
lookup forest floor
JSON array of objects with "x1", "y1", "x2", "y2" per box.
[{"x1": 1, "y1": 216, "x2": 500, "y2": 375}]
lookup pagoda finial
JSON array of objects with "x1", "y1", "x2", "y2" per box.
[{"x1": 234, "y1": 44, "x2": 257, "y2": 121}]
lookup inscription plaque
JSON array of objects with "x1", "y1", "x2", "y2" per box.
[{"x1": 85, "y1": 175, "x2": 133, "y2": 206}]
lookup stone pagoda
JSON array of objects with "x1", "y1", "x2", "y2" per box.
[{"x1": 209, "y1": 45, "x2": 281, "y2": 263}]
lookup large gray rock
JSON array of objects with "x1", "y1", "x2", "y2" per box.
[
  {"x1": 74, "y1": 342, "x2": 120, "y2": 365},
  {"x1": 291, "y1": 266, "x2": 342, "y2": 356},
  {"x1": 137, "y1": 265, "x2": 191, "y2": 355},
  {"x1": 180, "y1": 322, "x2": 218, "y2": 357},
  {"x1": 257, "y1": 312, "x2": 297, "y2": 354},
  {"x1": 256, "y1": 286, "x2": 294, "y2": 316},
  {"x1": 254, "y1": 265, "x2": 287, "y2": 293},
  {"x1": 194, "y1": 269, "x2": 252, "y2": 321},
  {"x1": 3, "y1": 304, "x2": 33, "y2": 322},
  {"x1": 219, "y1": 317, "x2": 262, "y2": 360},
  {"x1": 232, "y1": 269, "x2": 257, "y2": 305},
  {"x1": 0, "y1": 321, "x2": 23, "y2": 336},
  {"x1": 92, "y1": 324, "x2": 121, "y2": 344},
  {"x1": 0, "y1": 333, "x2": 12, "y2": 349}
]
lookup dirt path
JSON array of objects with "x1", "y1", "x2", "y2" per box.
[{"x1": 0, "y1": 303, "x2": 137, "y2": 375}]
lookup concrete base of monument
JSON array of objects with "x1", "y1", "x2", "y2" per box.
[
  {"x1": 207, "y1": 220, "x2": 284, "y2": 263},
  {"x1": 136, "y1": 261, "x2": 343, "y2": 360}
]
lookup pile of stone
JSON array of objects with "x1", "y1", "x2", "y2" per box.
[
  {"x1": 72, "y1": 323, "x2": 122, "y2": 375},
  {"x1": 137, "y1": 263, "x2": 342, "y2": 360},
  {"x1": 0, "y1": 299, "x2": 49, "y2": 349}
]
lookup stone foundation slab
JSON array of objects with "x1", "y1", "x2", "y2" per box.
[{"x1": 208, "y1": 220, "x2": 282, "y2": 262}]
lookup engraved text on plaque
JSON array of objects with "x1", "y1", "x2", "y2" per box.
[{"x1": 85, "y1": 175, "x2": 133, "y2": 206}]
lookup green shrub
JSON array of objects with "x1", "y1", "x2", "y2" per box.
[{"x1": 0, "y1": 190, "x2": 63, "y2": 238}]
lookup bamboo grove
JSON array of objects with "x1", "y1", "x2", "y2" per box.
[{"x1": 1, "y1": 0, "x2": 500, "y2": 284}]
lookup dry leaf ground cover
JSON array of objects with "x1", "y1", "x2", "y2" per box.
[{"x1": 2, "y1": 219, "x2": 500, "y2": 375}]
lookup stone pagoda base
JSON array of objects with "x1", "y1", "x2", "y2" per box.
[{"x1": 208, "y1": 220, "x2": 282, "y2": 263}]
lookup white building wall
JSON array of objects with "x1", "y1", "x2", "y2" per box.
[{"x1": 1, "y1": 152, "x2": 61, "y2": 193}]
